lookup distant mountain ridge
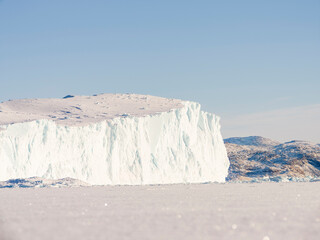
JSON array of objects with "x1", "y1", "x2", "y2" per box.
[{"x1": 225, "y1": 136, "x2": 320, "y2": 182}]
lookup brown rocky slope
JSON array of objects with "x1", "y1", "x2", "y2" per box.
[{"x1": 225, "y1": 136, "x2": 320, "y2": 182}]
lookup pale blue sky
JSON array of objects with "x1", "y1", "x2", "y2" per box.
[{"x1": 1, "y1": 0, "x2": 319, "y2": 141}]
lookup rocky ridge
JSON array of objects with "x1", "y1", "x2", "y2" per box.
[{"x1": 225, "y1": 136, "x2": 320, "y2": 182}]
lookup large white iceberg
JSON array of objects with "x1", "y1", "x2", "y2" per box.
[{"x1": 0, "y1": 94, "x2": 229, "y2": 185}]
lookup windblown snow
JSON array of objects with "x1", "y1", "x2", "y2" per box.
[{"x1": 0, "y1": 94, "x2": 229, "y2": 185}]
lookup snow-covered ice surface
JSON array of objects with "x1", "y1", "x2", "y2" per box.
[
  {"x1": 0, "y1": 177, "x2": 90, "y2": 188},
  {"x1": 0, "y1": 182, "x2": 319, "y2": 240},
  {"x1": 0, "y1": 94, "x2": 183, "y2": 126},
  {"x1": 0, "y1": 94, "x2": 229, "y2": 185}
]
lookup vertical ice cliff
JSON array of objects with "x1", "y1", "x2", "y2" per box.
[{"x1": 0, "y1": 99, "x2": 229, "y2": 185}]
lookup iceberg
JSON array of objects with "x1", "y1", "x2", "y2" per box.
[{"x1": 0, "y1": 94, "x2": 229, "y2": 185}]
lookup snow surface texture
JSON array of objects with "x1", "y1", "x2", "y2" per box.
[
  {"x1": 0, "y1": 93, "x2": 183, "y2": 126},
  {"x1": 1, "y1": 182, "x2": 319, "y2": 240},
  {"x1": 0, "y1": 94, "x2": 229, "y2": 185},
  {"x1": 0, "y1": 177, "x2": 91, "y2": 188}
]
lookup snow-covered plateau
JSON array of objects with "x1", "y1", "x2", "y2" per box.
[{"x1": 0, "y1": 94, "x2": 229, "y2": 185}]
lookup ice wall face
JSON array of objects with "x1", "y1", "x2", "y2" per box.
[{"x1": 0, "y1": 102, "x2": 229, "y2": 185}]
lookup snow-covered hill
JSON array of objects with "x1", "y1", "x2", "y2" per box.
[
  {"x1": 224, "y1": 136, "x2": 280, "y2": 148},
  {"x1": 0, "y1": 94, "x2": 229, "y2": 185},
  {"x1": 225, "y1": 136, "x2": 320, "y2": 182}
]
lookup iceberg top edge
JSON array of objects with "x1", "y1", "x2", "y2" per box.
[{"x1": 0, "y1": 94, "x2": 220, "y2": 128}]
